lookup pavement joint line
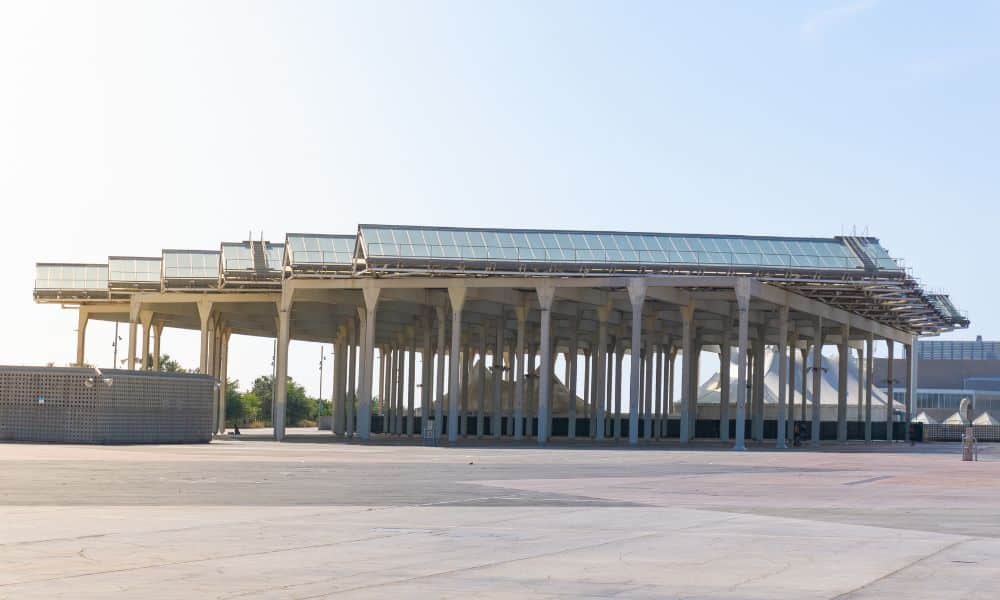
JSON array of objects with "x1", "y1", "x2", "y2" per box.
[{"x1": 830, "y1": 538, "x2": 970, "y2": 599}]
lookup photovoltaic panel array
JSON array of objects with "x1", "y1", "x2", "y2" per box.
[
  {"x1": 108, "y1": 257, "x2": 161, "y2": 283},
  {"x1": 35, "y1": 264, "x2": 108, "y2": 290},
  {"x1": 286, "y1": 234, "x2": 355, "y2": 268},
  {"x1": 359, "y1": 225, "x2": 868, "y2": 271},
  {"x1": 162, "y1": 250, "x2": 220, "y2": 279}
]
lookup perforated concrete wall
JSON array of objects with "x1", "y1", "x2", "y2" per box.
[{"x1": 0, "y1": 366, "x2": 215, "y2": 443}]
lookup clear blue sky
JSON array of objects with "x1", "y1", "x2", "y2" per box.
[{"x1": 1, "y1": 1, "x2": 996, "y2": 397}]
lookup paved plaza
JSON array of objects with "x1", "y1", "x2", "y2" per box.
[{"x1": 2, "y1": 433, "x2": 998, "y2": 599}]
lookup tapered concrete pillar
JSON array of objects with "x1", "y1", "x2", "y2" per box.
[
  {"x1": 800, "y1": 346, "x2": 809, "y2": 422},
  {"x1": 865, "y1": 332, "x2": 874, "y2": 442},
  {"x1": 733, "y1": 279, "x2": 750, "y2": 451},
  {"x1": 719, "y1": 337, "x2": 731, "y2": 442},
  {"x1": 447, "y1": 286, "x2": 466, "y2": 443},
  {"x1": 751, "y1": 332, "x2": 765, "y2": 441},
  {"x1": 333, "y1": 327, "x2": 347, "y2": 436},
  {"x1": 476, "y1": 327, "x2": 487, "y2": 438},
  {"x1": 668, "y1": 349, "x2": 676, "y2": 418},
  {"x1": 493, "y1": 317, "x2": 503, "y2": 439},
  {"x1": 407, "y1": 333, "x2": 416, "y2": 437},
  {"x1": 626, "y1": 279, "x2": 646, "y2": 445},
  {"x1": 513, "y1": 304, "x2": 528, "y2": 440},
  {"x1": 152, "y1": 322, "x2": 163, "y2": 370},
  {"x1": 197, "y1": 299, "x2": 212, "y2": 374},
  {"x1": 856, "y1": 346, "x2": 864, "y2": 428},
  {"x1": 217, "y1": 330, "x2": 230, "y2": 434},
  {"x1": 905, "y1": 339, "x2": 916, "y2": 440},
  {"x1": 837, "y1": 323, "x2": 850, "y2": 443},
  {"x1": 787, "y1": 331, "x2": 797, "y2": 427},
  {"x1": 435, "y1": 306, "x2": 447, "y2": 439},
  {"x1": 679, "y1": 301, "x2": 696, "y2": 444},
  {"x1": 357, "y1": 287, "x2": 380, "y2": 441},
  {"x1": 653, "y1": 344, "x2": 662, "y2": 439},
  {"x1": 594, "y1": 304, "x2": 610, "y2": 441},
  {"x1": 536, "y1": 285, "x2": 555, "y2": 445},
  {"x1": 584, "y1": 348, "x2": 594, "y2": 438},
  {"x1": 567, "y1": 330, "x2": 579, "y2": 440},
  {"x1": 396, "y1": 344, "x2": 405, "y2": 435},
  {"x1": 421, "y1": 312, "x2": 433, "y2": 438},
  {"x1": 811, "y1": 317, "x2": 824, "y2": 446},
  {"x1": 614, "y1": 341, "x2": 624, "y2": 441},
  {"x1": 274, "y1": 300, "x2": 291, "y2": 441},
  {"x1": 643, "y1": 341, "x2": 653, "y2": 440},
  {"x1": 384, "y1": 347, "x2": 394, "y2": 434},
  {"x1": 886, "y1": 339, "x2": 895, "y2": 442},
  {"x1": 776, "y1": 305, "x2": 789, "y2": 449},
  {"x1": 346, "y1": 318, "x2": 357, "y2": 437},
  {"x1": 127, "y1": 302, "x2": 139, "y2": 371},
  {"x1": 75, "y1": 308, "x2": 89, "y2": 367},
  {"x1": 139, "y1": 310, "x2": 153, "y2": 370}
]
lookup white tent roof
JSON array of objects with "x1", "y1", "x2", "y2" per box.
[
  {"x1": 942, "y1": 411, "x2": 968, "y2": 425},
  {"x1": 698, "y1": 348, "x2": 897, "y2": 409},
  {"x1": 914, "y1": 411, "x2": 939, "y2": 425},
  {"x1": 973, "y1": 412, "x2": 999, "y2": 426}
]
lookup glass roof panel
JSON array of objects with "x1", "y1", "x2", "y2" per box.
[
  {"x1": 221, "y1": 243, "x2": 253, "y2": 271},
  {"x1": 35, "y1": 264, "x2": 108, "y2": 291},
  {"x1": 162, "y1": 250, "x2": 220, "y2": 279},
  {"x1": 356, "y1": 226, "x2": 871, "y2": 271},
  {"x1": 108, "y1": 257, "x2": 161, "y2": 283},
  {"x1": 286, "y1": 234, "x2": 354, "y2": 266}
]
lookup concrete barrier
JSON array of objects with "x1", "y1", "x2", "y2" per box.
[{"x1": 0, "y1": 366, "x2": 215, "y2": 443}]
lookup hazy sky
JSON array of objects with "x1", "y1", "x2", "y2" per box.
[{"x1": 2, "y1": 1, "x2": 997, "y2": 399}]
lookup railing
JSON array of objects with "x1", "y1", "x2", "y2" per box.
[
  {"x1": 364, "y1": 243, "x2": 866, "y2": 270},
  {"x1": 925, "y1": 424, "x2": 1000, "y2": 442},
  {"x1": 289, "y1": 250, "x2": 354, "y2": 266}
]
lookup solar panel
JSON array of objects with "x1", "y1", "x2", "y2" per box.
[
  {"x1": 358, "y1": 225, "x2": 866, "y2": 270},
  {"x1": 162, "y1": 250, "x2": 220, "y2": 279},
  {"x1": 108, "y1": 257, "x2": 161, "y2": 283},
  {"x1": 286, "y1": 234, "x2": 354, "y2": 267},
  {"x1": 35, "y1": 263, "x2": 108, "y2": 291},
  {"x1": 221, "y1": 243, "x2": 253, "y2": 272}
]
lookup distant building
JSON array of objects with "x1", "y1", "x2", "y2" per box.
[{"x1": 875, "y1": 336, "x2": 1000, "y2": 421}]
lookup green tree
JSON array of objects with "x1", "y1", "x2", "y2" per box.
[
  {"x1": 285, "y1": 379, "x2": 316, "y2": 426},
  {"x1": 157, "y1": 354, "x2": 185, "y2": 373},
  {"x1": 240, "y1": 391, "x2": 263, "y2": 424},
  {"x1": 251, "y1": 375, "x2": 274, "y2": 421},
  {"x1": 224, "y1": 379, "x2": 243, "y2": 425}
]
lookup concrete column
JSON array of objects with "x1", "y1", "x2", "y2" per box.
[
  {"x1": 357, "y1": 287, "x2": 380, "y2": 441},
  {"x1": 396, "y1": 343, "x2": 405, "y2": 435},
  {"x1": 435, "y1": 306, "x2": 447, "y2": 439},
  {"x1": 800, "y1": 346, "x2": 809, "y2": 422},
  {"x1": 421, "y1": 312, "x2": 433, "y2": 439},
  {"x1": 643, "y1": 339, "x2": 653, "y2": 440},
  {"x1": 719, "y1": 336, "x2": 731, "y2": 442},
  {"x1": 197, "y1": 299, "x2": 212, "y2": 374},
  {"x1": 865, "y1": 332, "x2": 874, "y2": 442},
  {"x1": 139, "y1": 310, "x2": 153, "y2": 370},
  {"x1": 127, "y1": 302, "x2": 139, "y2": 371},
  {"x1": 614, "y1": 341, "x2": 624, "y2": 441},
  {"x1": 152, "y1": 322, "x2": 163, "y2": 371},
  {"x1": 733, "y1": 279, "x2": 750, "y2": 451},
  {"x1": 476, "y1": 327, "x2": 487, "y2": 438},
  {"x1": 905, "y1": 339, "x2": 916, "y2": 440},
  {"x1": 668, "y1": 349, "x2": 676, "y2": 418},
  {"x1": 752, "y1": 331, "x2": 765, "y2": 442},
  {"x1": 460, "y1": 345, "x2": 470, "y2": 437},
  {"x1": 75, "y1": 309, "x2": 89, "y2": 367},
  {"x1": 837, "y1": 323, "x2": 850, "y2": 443},
  {"x1": 384, "y1": 346, "x2": 394, "y2": 434},
  {"x1": 513, "y1": 305, "x2": 528, "y2": 440},
  {"x1": 886, "y1": 339, "x2": 895, "y2": 442},
  {"x1": 217, "y1": 330, "x2": 230, "y2": 433},
  {"x1": 528, "y1": 341, "x2": 538, "y2": 438},
  {"x1": 447, "y1": 286, "x2": 466, "y2": 443},
  {"x1": 811, "y1": 317, "x2": 824, "y2": 446},
  {"x1": 407, "y1": 333, "x2": 416, "y2": 437},
  {"x1": 536, "y1": 285, "x2": 555, "y2": 445},
  {"x1": 333, "y1": 328, "x2": 347, "y2": 436},
  {"x1": 584, "y1": 348, "x2": 593, "y2": 437},
  {"x1": 594, "y1": 305, "x2": 610, "y2": 441},
  {"x1": 679, "y1": 302, "x2": 696, "y2": 444},
  {"x1": 788, "y1": 331, "x2": 797, "y2": 427},
  {"x1": 274, "y1": 302, "x2": 291, "y2": 441},
  {"x1": 627, "y1": 279, "x2": 646, "y2": 445},
  {"x1": 346, "y1": 318, "x2": 357, "y2": 437},
  {"x1": 493, "y1": 317, "x2": 503, "y2": 439},
  {"x1": 856, "y1": 345, "x2": 864, "y2": 428},
  {"x1": 567, "y1": 331, "x2": 579, "y2": 440},
  {"x1": 776, "y1": 305, "x2": 789, "y2": 449}
]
